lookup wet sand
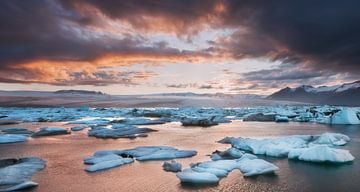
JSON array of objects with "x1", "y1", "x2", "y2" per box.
[{"x1": 0, "y1": 121, "x2": 359, "y2": 192}]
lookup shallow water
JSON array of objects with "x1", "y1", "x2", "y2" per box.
[{"x1": 0, "y1": 121, "x2": 359, "y2": 192}]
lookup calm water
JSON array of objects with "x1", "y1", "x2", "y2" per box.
[{"x1": 0, "y1": 121, "x2": 359, "y2": 192}]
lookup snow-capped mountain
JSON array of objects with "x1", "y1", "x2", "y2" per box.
[{"x1": 268, "y1": 81, "x2": 360, "y2": 106}]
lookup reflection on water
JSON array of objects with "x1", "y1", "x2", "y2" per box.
[{"x1": 0, "y1": 121, "x2": 359, "y2": 192}]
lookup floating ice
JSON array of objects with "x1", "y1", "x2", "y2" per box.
[
  {"x1": 1, "y1": 128, "x2": 33, "y2": 135},
  {"x1": 180, "y1": 116, "x2": 219, "y2": 127},
  {"x1": 275, "y1": 116, "x2": 289, "y2": 122},
  {"x1": 223, "y1": 133, "x2": 354, "y2": 164},
  {"x1": 0, "y1": 134, "x2": 28, "y2": 144},
  {"x1": 211, "y1": 148, "x2": 244, "y2": 160},
  {"x1": 85, "y1": 158, "x2": 134, "y2": 172},
  {"x1": 32, "y1": 127, "x2": 70, "y2": 137},
  {"x1": 243, "y1": 113, "x2": 276, "y2": 122},
  {"x1": 176, "y1": 154, "x2": 278, "y2": 184},
  {"x1": 87, "y1": 125, "x2": 156, "y2": 139},
  {"x1": 71, "y1": 125, "x2": 88, "y2": 131},
  {"x1": 176, "y1": 169, "x2": 220, "y2": 184},
  {"x1": 0, "y1": 157, "x2": 45, "y2": 191},
  {"x1": 288, "y1": 145, "x2": 355, "y2": 163},
  {"x1": 323, "y1": 108, "x2": 360, "y2": 125},
  {"x1": 163, "y1": 160, "x2": 182, "y2": 172},
  {"x1": 311, "y1": 132, "x2": 350, "y2": 146},
  {"x1": 237, "y1": 158, "x2": 279, "y2": 177},
  {"x1": 85, "y1": 146, "x2": 196, "y2": 173}
]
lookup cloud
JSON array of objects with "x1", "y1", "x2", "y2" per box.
[
  {"x1": 216, "y1": 0, "x2": 360, "y2": 76},
  {"x1": 1, "y1": 0, "x2": 360, "y2": 88}
]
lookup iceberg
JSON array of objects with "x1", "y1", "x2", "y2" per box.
[
  {"x1": 288, "y1": 145, "x2": 355, "y2": 163},
  {"x1": 0, "y1": 134, "x2": 28, "y2": 144},
  {"x1": 32, "y1": 127, "x2": 70, "y2": 137},
  {"x1": 176, "y1": 169, "x2": 220, "y2": 184},
  {"x1": 0, "y1": 157, "x2": 45, "y2": 191},
  {"x1": 1, "y1": 128, "x2": 33, "y2": 135},
  {"x1": 71, "y1": 125, "x2": 88, "y2": 131},
  {"x1": 243, "y1": 113, "x2": 276, "y2": 122},
  {"x1": 85, "y1": 158, "x2": 134, "y2": 172},
  {"x1": 223, "y1": 133, "x2": 354, "y2": 164},
  {"x1": 311, "y1": 132, "x2": 350, "y2": 146},
  {"x1": 85, "y1": 146, "x2": 196, "y2": 172},
  {"x1": 323, "y1": 108, "x2": 360, "y2": 125},
  {"x1": 275, "y1": 116, "x2": 289, "y2": 122},
  {"x1": 237, "y1": 158, "x2": 279, "y2": 177},
  {"x1": 211, "y1": 148, "x2": 244, "y2": 160},
  {"x1": 162, "y1": 160, "x2": 182, "y2": 172},
  {"x1": 180, "y1": 116, "x2": 219, "y2": 127},
  {"x1": 176, "y1": 153, "x2": 278, "y2": 184},
  {"x1": 87, "y1": 125, "x2": 156, "y2": 139}
]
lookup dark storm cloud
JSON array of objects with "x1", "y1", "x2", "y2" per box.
[{"x1": 219, "y1": 0, "x2": 360, "y2": 74}]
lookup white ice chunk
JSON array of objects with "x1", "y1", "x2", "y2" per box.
[
  {"x1": 0, "y1": 134, "x2": 28, "y2": 144},
  {"x1": 238, "y1": 159, "x2": 279, "y2": 177},
  {"x1": 85, "y1": 158, "x2": 134, "y2": 172},
  {"x1": 288, "y1": 145, "x2": 355, "y2": 163},
  {"x1": 162, "y1": 160, "x2": 182, "y2": 172},
  {"x1": 176, "y1": 169, "x2": 219, "y2": 184},
  {"x1": 323, "y1": 108, "x2": 360, "y2": 125}
]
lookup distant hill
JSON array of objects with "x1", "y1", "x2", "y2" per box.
[
  {"x1": 54, "y1": 90, "x2": 106, "y2": 95},
  {"x1": 268, "y1": 80, "x2": 360, "y2": 106},
  {"x1": 152, "y1": 92, "x2": 265, "y2": 99}
]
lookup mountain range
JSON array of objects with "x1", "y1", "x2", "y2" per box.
[{"x1": 267, "y1": 80, "x2": 360, "y2": 106}]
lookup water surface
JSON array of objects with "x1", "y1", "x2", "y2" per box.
[{"x1": 0, "y1": 121, "x2": 359, "y2": 192}]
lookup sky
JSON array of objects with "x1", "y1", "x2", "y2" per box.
[{"x1": 0, "y1": 0, "x2": 359, "y2": 95}]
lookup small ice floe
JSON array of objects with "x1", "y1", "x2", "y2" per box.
[
  {"x1": 84, "y1": 146, "x2": 197, "y2": 172},
  {"x1": 224, "y1": 132, "x2": 354, "y2": 164},
  {"x1": 68, "y1": 118, "x2": 110, "y2": 126},
  {"x1": 275, "y1": 116, "x2": 289, "y2": 122},
  {"x1": 32, "y1": 127, "x2": 70, "y2": 137},
  {"x1": 162, "y1": 160, "x2": 182, "y2": 172},
  {"x1": 0, "y1": 120, "x2": 20, "y2": 125},
  {"x1": 288, "y1": 145, "x2": 355, "y2": 163},
  {"x1": 70, "y1": 125, "x2": 88, "y2": 131},
  {"x1": 242, "y1": 113, "x2": 276, "y2": 122},
  {"x1": 180, "y1": 116, "x2": 219, "y2": 127},
  {"x1": 87, "y1": 124, "x2": 156, "y2": 139},
  {"x1": 121, "y1": 118, "x2": 169, "y2": 125},
  {"x1": 176, "y1": 154, "x2": 278, "y2": 184},
  {"x1": 321, "y1": 108, "x2": 360, "y2": 125},
  {"x1": 1, "y1": 128, "x2": 33, "y2": 135},
  {"x1": 237, "y1": 158, "x2": 279, "y2": 177},
  {"x1": 211, "y1": 148, "x2": 244, "y2": 160},
  {"x1": 0, "y1": 134, "x2": 28, "y2": 144},
  {"x1": 84, "y1": 154, "x2": 134, "y2": 172},
  {"x1": 0, "y1": 157, "x2": 45, "y2": 191},
  {"x1": 311, "y1": 132, "x2": 350, "y2": 146}
]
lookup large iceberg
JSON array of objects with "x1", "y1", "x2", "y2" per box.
[
  {"x1": 322, "y1": 108, "x2": 360, "y2": 125},
  {"x1": 0, "y1": 134, "x2": 28, "y2": 144},
  {"x1": 0, "y1": 157, "x2": 45, "y2": 191}
]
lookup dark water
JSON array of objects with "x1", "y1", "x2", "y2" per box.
[{"x1": 0, "y1": 121, "x2": 359, "y2": 192}]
